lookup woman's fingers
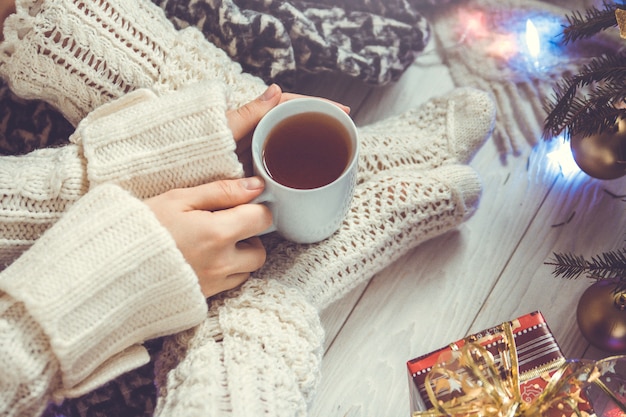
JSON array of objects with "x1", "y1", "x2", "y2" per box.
[
  {"x1": 227, "y1": 84, "x2": 351, "y2": 143},
  {"x1": 206, "y1": 202, "x2": 272, "y2": 241},
  {"x1": 205, "y1": 238, "x2": 266, "y2": 295},
  {"x1": 144, "y1": 178, "x2": 272, "y2": 297},
  {"x1": 227, "y1": 84, "x2": 282, "y2": 141},
  {"x1": 173, "y1": 177, "x2": 264, "y2": 210}
]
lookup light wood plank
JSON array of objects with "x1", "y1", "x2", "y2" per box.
[{"x1": 473, "y1": 166, "x2": 626, "y2": 358}]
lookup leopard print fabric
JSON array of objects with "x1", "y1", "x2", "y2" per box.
[
  {"x1": 43, "y1": 339, "x2": 163, "y2": 417},
  {"x1": 0, "y1": 81, "x2": 73, "y2": 155},
  {"x1": 153, "y1": 0, "x2": 438, "y2": 87}
]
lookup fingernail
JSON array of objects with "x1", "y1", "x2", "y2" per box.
[
  {"x1": 241, "y1": 176, "x2": 264, "y2": 190},
  {"x1": 261, "y1": 84, "x2": 280, "y2": 101}
]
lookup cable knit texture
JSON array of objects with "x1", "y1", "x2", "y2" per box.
[
  {"x1": 0, "y1": 0, "x2": 266, "y2": 125},
  {"x1": 70, "y1": 82, "x2": 243, "y2": 199},
  {"x1": 155, "y1": 278, "x2": 324, "y2": 417},
  {"x1": 0, "y1": 0, "x2": 496, "y2": 416},
  {"x1": 0, "y1": 145, "x2": 87, "y2": 267},
  {"x1": 0, "y1": 82, "x2": 243, "y2": 268},
  {"x1": 0, "y1": 294, "x2": 60, "y2": 417},
  {"x1": 0, "y1": 184, "x2": 208, "y2": 417}
]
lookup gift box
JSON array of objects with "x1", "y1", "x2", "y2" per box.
[{"x1": 406, "y1": 311, "x2": 567, "y2": 414}]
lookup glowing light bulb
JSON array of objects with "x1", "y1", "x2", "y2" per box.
[
  {"x1": 547, "y1": 136, "x2": 580, "y2": 175},
  {"x1": 525, "y1": 19, "x2": 540, "y2": 65}
]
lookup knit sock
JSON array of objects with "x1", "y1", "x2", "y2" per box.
[
  {"x1": 357, "y1": 87, "x2": 495, "y2": 183},
  {"x1": 257, "y1": 163, "x2": 482, "y2": 311},
  {"x1": 153, "y1": 164, "x2": 482, "y2": 415}
]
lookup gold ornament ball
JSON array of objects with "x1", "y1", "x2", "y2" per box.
[
  {"x1": 577, "y1": 280, "x2": 626, "y2": 353},
  {"x1": 570, "y1": 119, "x2": 626, "y2": 180}
]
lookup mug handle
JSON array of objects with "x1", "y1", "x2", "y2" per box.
[{"x1": 251, "y1": 189, "x2": 277, "y2": 235}]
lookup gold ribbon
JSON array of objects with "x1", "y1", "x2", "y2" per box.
[{"x1": 413, "y1": 322, "x2": 626, "y2": 417}]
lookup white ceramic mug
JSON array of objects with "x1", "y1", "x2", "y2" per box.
[{"x1": 252, "y1": 98, "x2": 359, "y2": 244}]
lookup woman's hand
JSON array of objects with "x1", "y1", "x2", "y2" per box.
[
  {"x1": 145, "y1": 177, "x2": 272, "y2": 298},
  {"x1": 145, "y1": 85, "x2": 349, "y2": 298}
]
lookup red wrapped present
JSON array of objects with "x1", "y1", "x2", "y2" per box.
[{"x1": 406, "y1": 311, "x2": 567, "y2": 414}]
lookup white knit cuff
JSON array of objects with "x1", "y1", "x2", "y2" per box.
[
  {"x1": 54, "y1": 345, "x2": 150, "y2": 401},
  {"x1": 71, "y1": 82, "x2": 244, "y2": 199},
  {"x1": 0, "y1": 184, "x2": 207, "y2": 390},
  {"x1": 0, "y1": 292, "x2": 60, "y2": 415}
]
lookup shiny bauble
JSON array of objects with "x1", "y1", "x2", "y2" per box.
[
  {"x1": 570, "y1": 119, "x2": 626, "y2": 180},
  {"x1": 577, "y1": 280, "x2": 626, "y2": 353}
]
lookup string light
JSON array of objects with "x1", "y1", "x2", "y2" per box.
[
  {"x1": 546, "y1": 136, "x2": 580, "y2": 176},
  {"x1": 525, "y1": 19, "x2": 540, "y2": 68},
  {"x1": 446, "y1": 8, "x2": 584, "y2": 176}
]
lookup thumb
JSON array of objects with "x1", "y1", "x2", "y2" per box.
[
  {"x1": 228, "y1": 84, "x2": 282, "y2": 141},
  {"x1": 184, "y1": 177, "x2": 266, "y2": 212}
]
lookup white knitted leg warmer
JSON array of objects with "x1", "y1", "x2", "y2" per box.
[
  {"x1": 357, "y1": 87, "x2": 495, "y2": 183},
  {"x1": 258, "y1": 164, "x2": 482, "y2": 311}
]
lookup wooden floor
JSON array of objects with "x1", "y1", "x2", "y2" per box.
[{"x1": 292, "y1": 39, "x2": 626, "y2": 416}]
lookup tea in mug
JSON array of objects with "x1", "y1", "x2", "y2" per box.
[{"x1": 262, "y1": 112, "x2": 353, "y2": 189}]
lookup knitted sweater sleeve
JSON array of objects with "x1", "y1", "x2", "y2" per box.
[
  {"x1": 0, "y1": 183, "x2": 208, "y2": 417},
  {"x1": 0, "y1": 0, "x2": 266, "y2": 126},
  {"x1": 0, "y1": 82, "x2": 243, "y2": 266}
]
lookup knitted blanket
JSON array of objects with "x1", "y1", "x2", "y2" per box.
[{"x1": 427, "y1": 0, "x2": 621, "y2": 159}]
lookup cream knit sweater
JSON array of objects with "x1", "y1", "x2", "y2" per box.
[{"x1": 0, "y1": 1, "x2": 496, "y2": 416}]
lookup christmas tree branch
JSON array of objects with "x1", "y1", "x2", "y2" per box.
[
  {"x1": 543, "y1": 54, "x2": 626, "y2": 139},
  {"x1": 546, "y1": 249, "x2": 626, "y2": 282},
  {"x1": 561, "y1": 2, "x2": 620, "y2": 44},
  {"x1": 562, "y1": 88, "x2": 624, "y2": 138}
]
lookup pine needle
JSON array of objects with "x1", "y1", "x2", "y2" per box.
[
  {"x1": 542, "y1": 1, "x2": 626, "y2": 140},
  {"x1": 561, "y1": 2, "x2": 620, "y2": 44},
  {"x1": 542, "y1": 54, "x2": 626, "y2": 139},
  {"x1": 546, "y1": 249, "x2": 626, "y2": 281}
]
